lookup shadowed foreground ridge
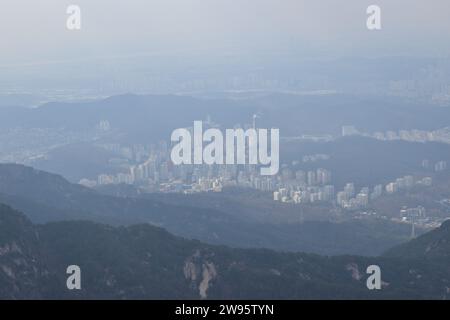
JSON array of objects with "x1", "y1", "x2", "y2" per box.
[{"x1": 1, "y1": 203, "x2": 450, "y2": 299}]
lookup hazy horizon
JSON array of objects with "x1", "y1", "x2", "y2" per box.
[{"x1": 1, "y1": 0, "x2": 450, "y2": 67}]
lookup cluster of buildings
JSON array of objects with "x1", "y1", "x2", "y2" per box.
[
  {"x1": 336, "y1": 183, "x2": 382, "y2": 210},
  {"x1": 78, "y1": 121, "x2": 444, "y2": 213},
  {"x1": 272, "y1": 168, "x2": 334, "y2": 204},
  {"x1": 400, "y1": 206, "x2": 427, "y2": 222},
  {"x1": 272, "y1": 172, "x2": 435, "y2": 211},
  {"x1": 273, "y1": 185, "x2": 335, "y2": 204},
  {"x1": 336, "y1": 174, "x2": 433, "y2": 210},
  {"x1": 387, "y1": 61, "x2": 450, "y2": 104},
  {"x1": 422, "y1": 159, "x2": 447, "y2": 172},
  {"x1": 398, "y1": 206, "x2": 435, "y2": 236},
  {"x1": 81, "y1": 141, "x2": 280, "y2": 193},
  {"x1": 342, "y1": 125, "x2": 450, "y2": 146},
  {"x1": 385, "y1": 175, "x2": 432, "y2": 194},
  {"x1": 79, "y1": 138, "x2": 439, "y2": 213},
  {"x1": 80, "y1": 142, "x2": 170, "y2": 189},
  {"x1": 80, "y1": 133, "x2": 339, "y2": 198}
]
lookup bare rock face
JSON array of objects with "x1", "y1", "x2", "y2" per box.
[
  {"x1": 184, "y1": 250, "x2": 217, "y2": 299},
  {"x1": 199, "y1": 262, "x2": 217, "y2": 299},
  {"x1": 345, "y1": 263, "x2": 362, "y2": 281}
]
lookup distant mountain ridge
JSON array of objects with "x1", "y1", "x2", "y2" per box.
[{"x1": 2, "y1": 93, "x2": 450, "y2": 141}]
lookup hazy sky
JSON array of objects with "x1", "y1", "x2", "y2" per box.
[{"x1": 1, "y1": 0, "x2": 450, "y2": 65}]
